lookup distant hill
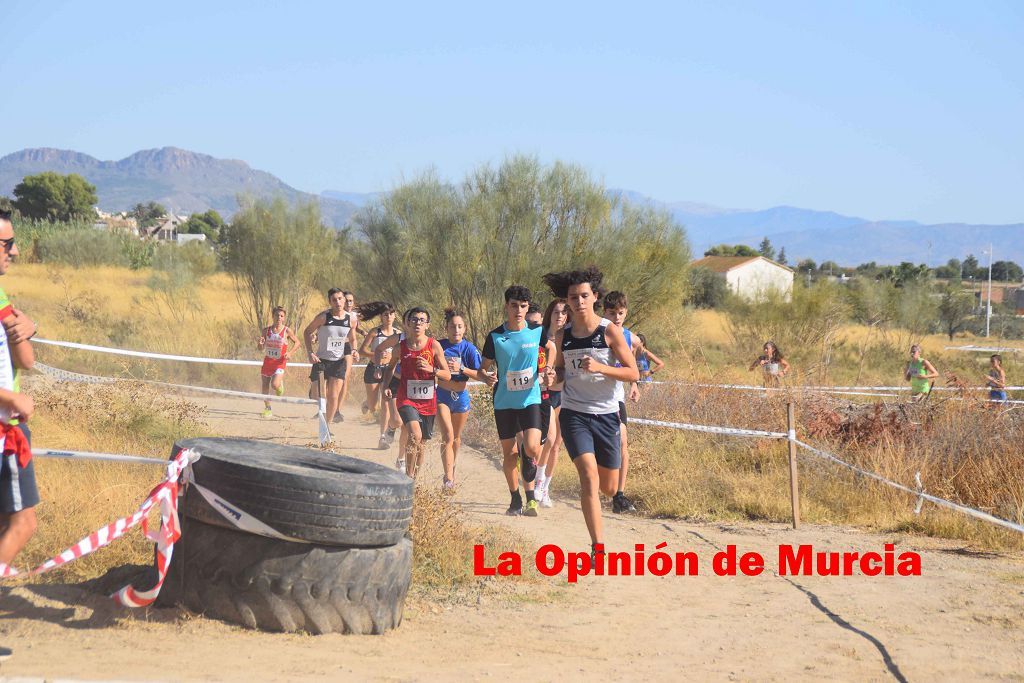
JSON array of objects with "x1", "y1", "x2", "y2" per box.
[
  {"x1": 0, "y1": 147, "x2": 357, "y2": 227},
  {"x1": 4, "y1": 145, "x2": 1017, "y2": 264},
  {"x1": 607, "y1": 190, "x2": 1022, "y2": 266}
]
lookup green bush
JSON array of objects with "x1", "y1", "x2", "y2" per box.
[{"x1": 34, "y1": 229, "x2": 130, "y2": 268}]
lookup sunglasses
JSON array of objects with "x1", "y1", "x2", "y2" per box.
[{"x1": 0, "y1": 237, "x2": 13, "y2": 252}]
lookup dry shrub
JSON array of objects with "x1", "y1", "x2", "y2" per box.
[
  {"x1": 14, "y1": 377, "x2": 209, "y2": 582},
  {"x1": 410, "y1": 486, "x2": 532, "y2": 603}
]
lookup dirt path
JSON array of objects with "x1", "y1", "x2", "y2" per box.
[{"x1": 3, "y1": 395, "x2": 1024, "y2": 681}]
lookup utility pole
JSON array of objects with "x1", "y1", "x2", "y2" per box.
[{"x1": 985, "y1": 243, "x2": 993, "y2": 337}]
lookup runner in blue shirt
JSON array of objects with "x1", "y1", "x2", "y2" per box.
[
  {"x1": 437, "y1": 308, "x2": 485, "y2": 490},
  {"x1": 481, "y1": 285, "x2": 556, "y2": 517}
]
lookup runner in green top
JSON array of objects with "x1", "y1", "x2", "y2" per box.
[{"x1": 904, "y1": 344, "x2": 939, "y2": 402}]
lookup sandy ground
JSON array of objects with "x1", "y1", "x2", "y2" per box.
[{"x1": 2, "y1": 393, "x2": 1024, "y2": 682}]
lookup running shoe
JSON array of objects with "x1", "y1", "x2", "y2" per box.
[
  {"x1": 540, "y1": 489, "x2": 553, "y2": 508},
  {"x1": 333, "y1": 413, "x2": 345, "y2": 424},
  {"x1": 523, "y1": 499, "x2": 539, "y2": 517},
  {"x1": 0, "y1": 645, "x2": 11, "y2": 661},
  {"x1": 386, "y1": 428, "x2": 397, "y2": 444},
  {"x1": 612, "y1": 492, "x2": 637, "y2": 514},
  {"x1": 261, "y1": 408, "x2": 272, "y2": 419},
  {"x1": 275, "y1": 386, "x2": 285, "y2": 397},
  {"x1": 442, "y1": 477, "x2": 456, "y2": 494},
  {"x1": 506, "y1": 492, "x2": 523, "y2": 516},
  {"x1": 378, "y1": 434, "x2": 390, "y2": 450}
]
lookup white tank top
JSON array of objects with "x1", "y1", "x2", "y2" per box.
[{"x1": 561, "y1": 318, "x2": 618, "y2": 414}]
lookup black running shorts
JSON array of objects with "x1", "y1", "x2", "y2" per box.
[
  {"x1": 494, "y1": 404, "x2": 543, "y2": 441},
  {"x1": 398, "y1": 404, "x2": 435, "y2": 440}
]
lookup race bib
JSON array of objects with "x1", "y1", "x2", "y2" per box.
[
  {"x1": 447, "y1": 356, "x2": 463, "y2": 374},
  {"x1": 328, "y1": 337, "x2": 347, "y2": 352},
  {"x1": 563, "y1": 349, "x2": 605, "y2": 381},
  {"x1": 266, "y1": 345, "x2": 282, "y2": 360},
  {"x1": 506, "y1": 368, "x2": 534, "y2": 391},
  {"x1": 407, "y1": 379, "x2": 435, "y2": 400}
]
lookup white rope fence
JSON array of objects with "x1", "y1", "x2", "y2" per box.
[
  {"x1": 29, "y1": 337, "x2": 1024, "y2": 535},
  {"x1": 34, "y1": 362, "x2": 318, "y2": 405},
  {"x1": 628, "y1": 414, "x2": 1024, "y2": 536}
]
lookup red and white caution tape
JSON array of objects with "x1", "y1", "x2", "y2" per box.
[{"x1": 1, "y1": 448, "x2": 201, "y2": 607}]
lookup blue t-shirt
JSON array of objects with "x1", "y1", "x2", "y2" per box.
[
  {"x1": 440, "y1": 338, "x2": 482, "y2": 382},
  {"x1": 482, "y1": 322, "x2": 548, "y2": 410}
]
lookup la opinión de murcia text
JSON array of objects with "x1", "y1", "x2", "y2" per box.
[{"x1": 474, "y1": 543, "x2": 922, "y2": 584}]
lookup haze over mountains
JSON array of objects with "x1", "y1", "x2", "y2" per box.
[{"x1": 1, "y1": 147, "x2": 1020, "y2": 265}]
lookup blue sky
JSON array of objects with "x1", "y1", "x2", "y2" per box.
[{"x1": 1, "y1": 1, "x2": 1021, "y2": 224}]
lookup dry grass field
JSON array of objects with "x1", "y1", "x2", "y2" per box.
[{"x1": 4, "y1": 261, "x2": 1023, "y2": 593}]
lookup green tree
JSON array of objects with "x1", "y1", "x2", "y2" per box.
[
  {"x1": 934, "y1": 257, "x2": 961, "y2": 280},
  {"x1": 963, "y1": 254, "x2": 980, "y2": 278},
  {"x1": 220, "y1": 197, "x2": 344, "y2": 331},
  {"x1": 352, "y1": 156, "x2": 691, "y2": 341},
  {"x1": 757, "y1": 236, "x2": 775, "y2": 260},
  {"x1": 776, "y1": 247, "x2": 787, "y2": 265},
  {"x1": 796, "y1": 258, "x2": 817, "y2": 272},
  {"x1": 131, "y1": 201, "x2": 167, "y2": 228},
  {"x1": 12, "y1": 172, "x2": 98, "y2": 221},
  {"x1": 704, "y1": 244, "x2": 758, "y2": 257},
  {"x1": 878, "y1": 261, "x2": 930, "y2": 288},
  {"x1": 991, "y1": 260, "x2": 1023, "y2": 282},
  {"x1": 685, "y1": 266, "x2": 730, "y2": 309},
  {"x1": 182, "y1": 209, "x2": 225, "y2": 240},
  {"x1": 937, "y1": 284, "x2": 975, "y2": 341},
  {"x1": 818, "y1": 260, "x2": 840, "y2": 275}
]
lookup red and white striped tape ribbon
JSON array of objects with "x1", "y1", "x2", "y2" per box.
[{"x1": 0, "y1": 448, "x2": 199, "y2": 607}]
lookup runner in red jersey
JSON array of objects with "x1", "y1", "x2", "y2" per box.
[
  {"x1": 257, "y1": 306, "x2": 300, "y2": 418},
  {"x1": 381, "y1": 307, "x2": 451, "y2": 478}
]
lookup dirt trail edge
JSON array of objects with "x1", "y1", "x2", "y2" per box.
[{"x1": 2, "y1": 395, "x2": 1023, "y2": 682}]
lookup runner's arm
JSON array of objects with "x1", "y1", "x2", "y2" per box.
[
  {"x1": 588, "y1": 324, "x2": 638, "y2": 382},
  {"x1": 348, "y1": 323, "x2": 359, "y2": 362},
  {"x1": 646, "y1": 349, "x2": 665, "y2": 374},
  {"x1": 749, "y1": 356, "x2": 765, "y2": 372},
  {"x1": 358, "y1": 329, "x2": 375, "y2": 357},
  {"x1": 1, "y1": 311, "x2": 34, "y2": 370},
  {"x1": 285, "y1": 327, "x2": 301, "y2": 359},
  {"x1": 0, "y1": 387, "x2": 33, "y2": 420},
  {"x1": 303, "y1": 313, "x2": 326, "y2": 359},
  {"x1": 923, "y1": 359, "x2": 940, "y2": 379},
  {"x1": 373, "y1": 333, "x2": 401, "y2": 364},
  {"x1": 432, "y1": 340, "x2": 452, "y2": 381},
  {"x1": 780, "y1": 358, "x2": 791, "y2": 376},
  {"x1": 380, "y1": 351, "x2": 401, "y2": 397},
  {"x1": 551, "y1": 328, "x2": 566, "y2": 382}
]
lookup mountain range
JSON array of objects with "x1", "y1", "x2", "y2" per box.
[
  {"x1": 1, "y1": 146, "x2": 1020, "y2": 266},
  {"x1": 0, "y1": 147, "x2": 358, "y2": 227}
]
